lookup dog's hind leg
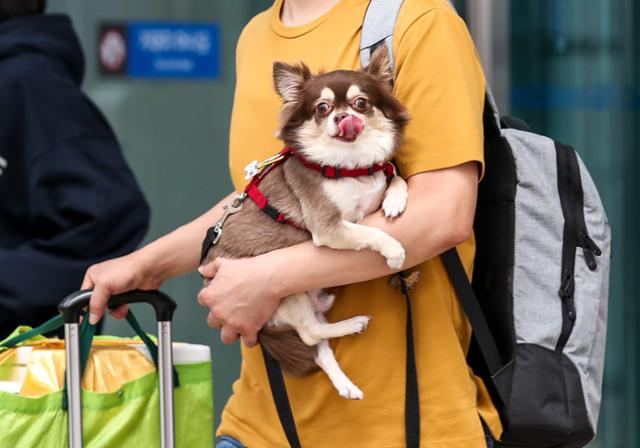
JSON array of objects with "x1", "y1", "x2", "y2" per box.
[
  {"x1": 308, "y1": 289, "x2": 335, "y2": 313},
  {"x1": 314, "y1": 339, "x2": 363, "y2": 400},
  {"x1": 272, "y1": 293, "x2": 370, "y2": 346}
]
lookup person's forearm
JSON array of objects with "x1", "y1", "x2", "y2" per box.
[
  {"x1": 138, "y1": 191, "x2": 237, "y2": 282},
  {"x1": 267, "y1": 207, "x2": 459, "y2": 297},
  {"x1": 264, "y1": 166, "x2": 478, "y2": 297}
]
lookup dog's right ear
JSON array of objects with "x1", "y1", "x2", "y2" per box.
[
  {"x1": 273, "y1": 61, "x2": 311, "y2": 103},
  {"x1": 364, "y1": 45, "x2": 393, "y2": 89}
]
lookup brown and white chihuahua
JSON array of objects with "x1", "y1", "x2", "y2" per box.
[{"x1": 201, "y1": 47, "x2": 409, "y2": 399}]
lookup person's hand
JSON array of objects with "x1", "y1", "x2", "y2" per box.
[
  {"x1": 82, "y1": 251, "x2": 161, "y2": 324},
  {"x1": 197, "y1": 256, "x2": 282, "y2": 347}
]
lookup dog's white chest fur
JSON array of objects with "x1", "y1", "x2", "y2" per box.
[{"x1": 323, "y1": 172, "x2": 387, "y2": 222}]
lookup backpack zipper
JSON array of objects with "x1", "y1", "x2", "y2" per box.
[
  {"x1": 555, "y1": 142, "x2": 582, "y2": 351},
  {"x1": 578, "y1": 230, "x2": 602, "y2": 271}
]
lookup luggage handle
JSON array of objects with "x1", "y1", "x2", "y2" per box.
[
  {"x1": 58, "y1": 290, "x2": 177, "y2": 448},
  {"x1": 58, "y1": 289, "x2": 177, "y2": 324}
]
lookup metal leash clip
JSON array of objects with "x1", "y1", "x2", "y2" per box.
[{"x1": 210, "y1": 193, "x2": 247, "y2": 245}]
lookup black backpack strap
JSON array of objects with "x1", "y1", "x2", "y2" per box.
[
  {"x1": 262, "y1": 347, "x2": 302, "y2": 448},
  {"x1": 395, "y1": 272, "x2": 421, "y2": 448},
  {"x1": 440, "y1": 249, "x2": 503, "y2": 375}
]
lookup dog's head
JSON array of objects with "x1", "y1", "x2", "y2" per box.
[{"x1": 273, "y1": 46, "x2": 409, "y2": 168}]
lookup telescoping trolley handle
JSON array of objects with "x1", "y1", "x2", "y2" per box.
[{"x1": 58, "y1": 290, "x2": 178, "y2": 448}]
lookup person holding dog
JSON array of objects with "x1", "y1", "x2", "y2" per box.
[{"x1": 83, "y1": 0, "x2": 500, "y2": 446}]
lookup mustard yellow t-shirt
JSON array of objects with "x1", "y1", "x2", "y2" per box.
[{"x1": 219, "y1": 0, "x2": 502, "y2": 446}]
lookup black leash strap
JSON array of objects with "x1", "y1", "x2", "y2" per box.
[
  {"x1": 262, "y1": 347, "x2": 302, "y2": 448},
  {"x1": 440, "y1": 249, "x2": 503, "y2": 375},
  {"x1": 200, "y1": 226, "x2": 220, "y2": 264}
]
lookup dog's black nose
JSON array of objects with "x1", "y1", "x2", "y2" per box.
[{"x1": 333, "y1": 112, "x2": 348, "y2": 125}]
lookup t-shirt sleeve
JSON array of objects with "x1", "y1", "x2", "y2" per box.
[{"x1": 392, "y1": 5, "x2": 486, "y2": 179}]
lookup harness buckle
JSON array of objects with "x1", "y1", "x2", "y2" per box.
[
  {"x1": 212, "y1": 225, "x2": 223, "y2": 245},
  {"x1": 264, "y1": 204, "x2": 282, "y2": 221},
  {"x1": 322, "y1": 166, "x2": 339, "y2": 178}
]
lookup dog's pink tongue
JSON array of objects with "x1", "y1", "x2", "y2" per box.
[{"x1": 338, "y1": 115, "x2": 364, "y2": 140}]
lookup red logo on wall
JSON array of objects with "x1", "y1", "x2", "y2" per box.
[{"x1": 98, "y1": 25, "x2": 127, "y2": 75}]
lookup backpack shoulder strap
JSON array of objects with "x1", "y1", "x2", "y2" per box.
[
  {"x1": 361, "y1": 0, "x2": 505, "y2": 378},
  {"x1": 440, "y1": 249, "x2": 503, "y2": 374},
  {"x1": 360, "y1": 0, "x2": 503, "y2": 132},
  {"x1": 359, "y1": 0, "x2": 405, "y2": 70}
]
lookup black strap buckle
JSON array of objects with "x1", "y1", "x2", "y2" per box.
[
  {"x1": 321, "y1": 165, "x2": 340, "y2": 178},
  {"x1": 200, "y1": 226, "x2": 221, "y2": 264},
  {"x1": 264, "y1": 203, "x2": 284, "y2": 222}
]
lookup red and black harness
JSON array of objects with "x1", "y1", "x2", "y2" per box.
[{"x1": 200, "y1": 146, "x2": 395, "y2": 262}]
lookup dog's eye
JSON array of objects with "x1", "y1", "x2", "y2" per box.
[
  {"x1": 353, "y1": 97, "x2": 369, "y2": 112},
  {"x1": 315, "y1": 102, "x2": 332, "y2": 116}
]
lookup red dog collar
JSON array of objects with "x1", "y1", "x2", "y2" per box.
[
  {"x1": 285, "y1": 146, "x2": 395, "y2": 180},
  {"x1": 244, "y1": 147, "x2": 396, "y2": 230}
]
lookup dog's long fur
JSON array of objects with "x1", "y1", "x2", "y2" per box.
[{"x1": 201, "y1": 47, "x2": 410, "y2": 399}]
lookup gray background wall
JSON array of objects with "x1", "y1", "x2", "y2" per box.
[{"x1": 47, "y1": 0, "x2": 271, "y2": 428}]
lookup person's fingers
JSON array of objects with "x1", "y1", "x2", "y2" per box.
[
  {"x1": 242, "y1": 332, "x2": 258, "y2": 348},
  {"x1": 197, "y1": 288, "x2": 209, "y2": 307},
  {"x1": 108, "y1": 305, "x2": 129, "y2": 320},
  {"x1": 207, "y1": 312, "x2": 222, "y2": 329},
  {"x1": 198, "y1": 259, "x2": 220, "y2": 279},
  {"x1": 220, "y1": 325, "x2": 240, "y2": 344},
  {"x1": 81, "y1": 270, "x2": 95, "y2": 290},
  {"x1": 88, "y1": 285, "x2": 109, "y2": 325}
]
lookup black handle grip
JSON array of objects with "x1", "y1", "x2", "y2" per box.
[{"x1": 58, "y1": 289, "x2": 177, "y2": 324}]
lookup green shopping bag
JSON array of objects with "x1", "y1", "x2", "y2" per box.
[{"x1": 0, "y1": 292, "x2": 214, "y2": 448}]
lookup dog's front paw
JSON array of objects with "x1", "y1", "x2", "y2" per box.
[
  {"x1": 381, "y1": 240, "x2": 405, "y2": 269},
  {"x1": 345, "y1": 315, "x2": 371, "y2": 334},
  {"x1": 382, "y1": 193, "x2": 407, "y2": 218},
  {"x1": 337, "y1": 383, "x2": 364, "y2": 400}
]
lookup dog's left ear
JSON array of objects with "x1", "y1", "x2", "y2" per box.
[{"x1": 364, "y1": 45, "x2": 393, "y2": 89}]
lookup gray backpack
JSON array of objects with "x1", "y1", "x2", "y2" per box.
[{"x1": 361, "y1": 1, "x2": 611, "y2": 447}]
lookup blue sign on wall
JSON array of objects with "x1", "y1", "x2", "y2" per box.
[{"x1": 98, "y1": 22, "x2": 220, "y2": 80}]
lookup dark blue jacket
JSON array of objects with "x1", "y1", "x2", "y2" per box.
[{"x1": 0, "y1": 14, "x2": 150, "y2": 337}]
